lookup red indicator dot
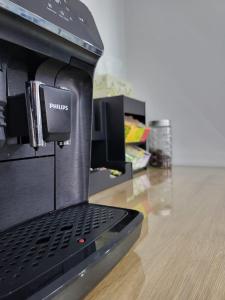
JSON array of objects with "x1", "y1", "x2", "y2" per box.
[{"x1": 77, "y1": 238, "x2": 85, "y2": 244}]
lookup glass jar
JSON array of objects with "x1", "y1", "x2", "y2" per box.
[{"x1": 149, "y1": 120, "x2": 172, "y2": 169}]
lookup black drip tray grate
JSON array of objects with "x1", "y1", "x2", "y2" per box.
[{"x1": 0, "y1": 203, "x2": 127, "y2": 299}]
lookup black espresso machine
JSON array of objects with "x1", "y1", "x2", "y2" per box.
[{"x1": 0, "y1": 1, "x2": 143, "y2": 299}]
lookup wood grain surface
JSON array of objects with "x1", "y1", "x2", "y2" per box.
[{"x1": 85, "y1": 167, "x2": 225, "y2": 300}]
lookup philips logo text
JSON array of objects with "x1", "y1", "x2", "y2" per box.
[{"x1": 49, "y1": 103, "x2": 69, "y2": 111}]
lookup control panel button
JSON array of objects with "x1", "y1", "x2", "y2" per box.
[{"x1": 77, "y1": 238, "x2": 86, "y2": 244}]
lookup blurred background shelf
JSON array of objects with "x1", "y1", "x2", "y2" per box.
[
  {"x1": 89, "y1": 95, "x2": 148, "y2": 195},
  {"x1": 124, "y1": 96, "x2": 147, "y2": 151},
  {"x1": 89, "y1": 163, "x2": 132, "y2": 195}
]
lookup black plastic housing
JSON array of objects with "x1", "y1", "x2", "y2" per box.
[
  {"x1": 0, "y1": 63, "x2": 6, "y2": 148},
  {"x1": 0, "y1": 1, "x2": 143, "y2": 299},
  {"x1": 39, "y1": 85, "x2": 72, "y2": 142},
  {"x1": 0, "y1": 204, "x2": 143, "y2": 300}
]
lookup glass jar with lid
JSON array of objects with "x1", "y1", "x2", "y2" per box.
[{"x1": 149, "y1": 120, "x2": 172, "y2": 169}]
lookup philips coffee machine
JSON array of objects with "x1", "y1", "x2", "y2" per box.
[{"x1": 0, "y1": 1, "x2": 143, "y2": 299}]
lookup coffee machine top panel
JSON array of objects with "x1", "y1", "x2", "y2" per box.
[{"x1": 0, "y1": 0, "x2": 103, "y2": 56}]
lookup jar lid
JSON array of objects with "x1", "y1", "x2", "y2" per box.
[{"x1": 149, "y1": 120, "x2": 171, "y2": 127}]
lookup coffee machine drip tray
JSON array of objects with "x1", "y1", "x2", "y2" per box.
[{"x1": 0, "y1": 203, "x2": 142, "y2": 300}]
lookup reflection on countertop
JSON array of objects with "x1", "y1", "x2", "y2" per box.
[
  {"x1": 91, "y1": 167, "x2": 173, "y2": 219},
  {"x1": 88, "y1": 166, "x2": 225, "y2": 300}
]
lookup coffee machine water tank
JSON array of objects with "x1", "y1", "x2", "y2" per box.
[{"x1": 0, "y1": 1, "x2": 143, "y2": 299}]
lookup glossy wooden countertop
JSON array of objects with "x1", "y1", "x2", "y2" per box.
[{"x1": 85, "y1": 167, "x2": 225, "y2": 300}]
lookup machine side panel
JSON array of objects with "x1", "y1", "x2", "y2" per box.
[
  {"x1": 55, "y1": 66, "x2": 93, "y2": 208},
  {"x1": 0, "y1": 157, "x2": 54, "y2": 231}
]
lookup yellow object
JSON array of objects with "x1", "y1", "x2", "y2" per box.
[
  {"x1": 125, "y1": 116, "x2": 146, "y2": 143},
  {"x1": 126, "y1": 126, "x2": 145, "y2": 143},
  {"x1": 125, "y1": 124, "x2": 132, "y2": 140}
]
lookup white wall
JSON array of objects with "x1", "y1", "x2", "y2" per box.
[
  {"x1": 124, "y1": 0, "x2": 225, "y2": 166},
  {"x1": 82, "y1": 0, "x2": 127, "y2": 80}
]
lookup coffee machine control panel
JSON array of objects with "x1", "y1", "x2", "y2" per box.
[
  {"x1": 12, "y1": 0, "x2": 84, "y2": 24},
  {"x1": 0, "y1": 0, "x2": 103, "y2": 55},
  {"x1": 46, "y1": 0, "x2": 82, "y2": 23}
]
